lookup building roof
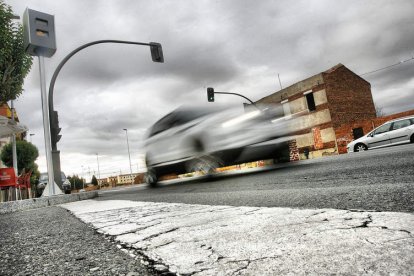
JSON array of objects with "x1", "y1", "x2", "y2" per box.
[
  {"x1": 322, "y1": 63, "x2": 344, "y2": 74},
  {"x1": 0, "y1": 115, "x2": 28, "y2": 138},
  {"x1": 256, "y1": 63, "x2": 368, "y2": 104}
]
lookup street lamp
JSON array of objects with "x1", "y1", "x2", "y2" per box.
[
  {"x1": 81, "y1": 165, "x2": 85, "y2": 189},
  {"x1": 29, "y1": 133, "x2": 35, "y2": 143},
  {"x1": 123, "y1": 129, "x2": 133, "y2": 184},
  {"x1": 96, "y1": 153, "x2": 101, "y2": 188}
]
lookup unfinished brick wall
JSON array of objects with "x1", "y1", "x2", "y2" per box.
[
  {"x1": 323, "y1": 65, "x2": 376, "y2": 128},
  {"x1": 288, "y1": 140, "x2": 300, "y2": 161}
]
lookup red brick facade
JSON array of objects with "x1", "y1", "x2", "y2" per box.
[
  {"x1": 323, "y1": 65, "x2": 376, "y2": 127},
  {"x1": 312, "y1": 127, "x2": 324, "y2": 150}
]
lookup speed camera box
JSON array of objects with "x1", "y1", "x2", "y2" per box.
[{"x1": 23, "y1": 8, "x2": 56, "y2": 57}]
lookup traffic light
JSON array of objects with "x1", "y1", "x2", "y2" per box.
[
  {"x1": 207, "y1": 87, "x2": 215, "y2": 102},
  {"x1": 50, "y1": 110, "x2": 62, "y2": 146},
  {"x1": 149, "y1": 42, "x2": 164, "y2": 63}
]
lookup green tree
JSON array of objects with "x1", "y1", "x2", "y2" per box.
[
  {"x1": 91, "y1": 175, "x2": 98, "y2": 186},
  {"x1": 67, "y1": 175, "x2": 85, "y2": 190},
  {"x1": 0, "y1": 0, "x2": 33, "y2": 103},
  {"x1": 0, "y1": 140, "x2": 40, "y2": 193},
  {"x1": 1, "y1": 140, "x2": 39, "y2": 175}
]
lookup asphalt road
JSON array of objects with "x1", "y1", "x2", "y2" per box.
[
  {"x1": 98, "y1": 144, "x2": 414, "y2": 213},
  {"x1": 0, "y1": 207, "x2": 157, "y2": 276}
]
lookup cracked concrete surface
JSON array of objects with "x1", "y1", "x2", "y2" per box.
[{"x1": 62, "y1": 200, "x2": 414, "y2": 275}]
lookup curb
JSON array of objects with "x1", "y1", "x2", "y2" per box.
[{"x1": 0, "y1": 191, "x2": 98, "y2": 214}]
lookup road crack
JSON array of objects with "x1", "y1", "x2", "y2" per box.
[
  {"x1": 226, "y1": 256, "x2": 282, "y2": 275},
  {"x1": 141, "y1": 227, "x2": 180, "y2": 242}
]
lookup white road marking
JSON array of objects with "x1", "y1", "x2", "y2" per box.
[{"x1": 61, "y1": 200, "x2": 414, "y2": 275}]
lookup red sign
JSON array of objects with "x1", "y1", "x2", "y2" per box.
[{"x1": 0, "y1": 168, "x2": 16, "y2": 187}]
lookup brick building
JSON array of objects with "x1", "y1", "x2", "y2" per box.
[{"x1": 256, "y1": 63, "x2": 377, "y2": 160}]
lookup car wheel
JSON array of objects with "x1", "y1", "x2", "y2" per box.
[
  {"x1": 410, "y1": 134, "x2": 414, "y2": 143},
  {"x1": 354, "y1": 143, "x2": 368, "y2": 152},
  {"x1": 187, "y1": 155, "x2": 222, "y2": 177},
  {"x1": 145, "y1": 168, "x2": 158, "y2": 188}
]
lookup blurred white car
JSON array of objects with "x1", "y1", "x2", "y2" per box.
[
  {"x1": 347, "y1": 116, "x2": 414, "y2": 153},
  {"x1": 144, "y1": 105, "x2": 297, "y2": 186}
]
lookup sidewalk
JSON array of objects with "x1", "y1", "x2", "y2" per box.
[
  {"x1": 63, "y1": 200, "x2": 414, "y2": 275},
  {"x1": 0, "y1": 206, "x2": 157, "y2": 276}
]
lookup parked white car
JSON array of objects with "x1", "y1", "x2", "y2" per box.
[{"x1": 347, "y1": 116, "x2": 414, "y2": 153}]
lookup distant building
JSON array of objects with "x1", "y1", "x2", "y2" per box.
[
  {"x1": 97, "y1": 178, "x2": 108, "y2": 186},
  {"x1": 107, "y1": 176, "x2": 118, "y2": 187},
  {"x1": 117, "y1": 173, "x2": 139, "y2": 185},
  {"x1": 256, "y1": 64, "x2": 376, "y2": 159}
]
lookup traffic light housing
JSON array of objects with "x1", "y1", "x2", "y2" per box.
[
  {"x1": 50, "y1": 110, "x2": 62, "y2": 147},
  {"x1": 149, "y1": 42, "x2": 164, "y2": 63},
  {"x1": 207, "y1": 87, "x2": 215, "y2": 102}
]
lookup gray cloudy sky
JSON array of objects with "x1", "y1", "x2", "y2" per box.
[{"x1": 7, "y1": 0, "x2": 414, "y2": 179}]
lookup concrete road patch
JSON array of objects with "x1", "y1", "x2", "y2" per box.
[{"x1": 62, "y1": 200, "x2": 414, "y2": 275}]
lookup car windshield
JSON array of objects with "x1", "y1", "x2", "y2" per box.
[
  {"x1": 147, "y1": 107, "x2": 222, "y2": 138},
  {"x1": 374, "y1": 123, "x2": 391, "y2": 135},
  {"x1": 39, "y1": 173, "x2": 48, "y2": 182}
]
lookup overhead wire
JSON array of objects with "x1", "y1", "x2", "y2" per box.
[{"x1": 360, "y1": 56, "x2": 414, "y2": 76}]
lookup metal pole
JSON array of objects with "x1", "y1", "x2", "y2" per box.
[
  {"x1": 10, "y1": 16, "x2": 20, "y2": 198},
  {"x1": 38, "y1": 55, "x2": 55, "y2": 196},
  {"x1": 10, "y1": 100, "x2": 18, "y2": 200},
  {"x1": 123, "y1": 129, "x2": 133, "y2": 183},
  {"x1": 47, "y1": 40, "x2": 162, "y2": 191},
  {"x1": 81, "y1": 166, "x2": 85, "y2": 189},
  {"x1": 214, "y1": 91, "x2": 256, "y2": 106},
  {"x1": 278, "y1": 74, "x2": 283, "y2": 90},
  {"x1": 96, "y1": 153, "x2": 101, "y2": 188}
]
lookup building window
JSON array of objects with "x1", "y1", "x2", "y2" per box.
[
  {"x1": 306, "y1": 93, "x2": 316, "y2": 111},
  {"x1": 281, "y1": 100, "x2": 291, "y2": 116}
]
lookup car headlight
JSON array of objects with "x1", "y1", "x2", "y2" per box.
[{"x1": 221, "y1": 110, "x2": 261, "y2": 128}]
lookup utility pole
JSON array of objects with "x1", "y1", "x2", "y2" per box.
[
  {"x1": 123, "y1": 129, "x2": 133, "y2": 183},
  {"x1": 96, "y1": 153, "x2": 101, "y2": 188},
  {"x1": 277, "y1": 74, "x2": 283, "y2": 90}
]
